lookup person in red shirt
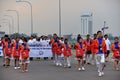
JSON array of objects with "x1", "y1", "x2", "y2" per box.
[
  {"x1": 91, "y1": 33, "x2": 97, "y2": 65},
  {"x1": 55, "y1": 37, "x2": 63, "y2": 66},
  {"x1": 74, "y1": 38, "x2": 86, "y2": 71},
  {"x1": 12, "y1": 37, "x2": 21, "y2": 69},
  {"x1": 55, "y1": 37, "x2": 62, "y2": 66},
  {"x1": 62, "y1": 38, "x2": 72, "y2": 68},
  {"x1": 84, "y1": 34, "x2": 92, "y2": 64},
  {"x1": 111, "y1": 37, "x2": 120, "y2": 71},
  {"x1": 0, "y1": 35, "x2": 9, "y2": 66},
  {"x1": 4, "y1": 38, "x2": 12, "y2": 67},
  {"x1": 49, "y1": 33, "x2": 57, "y2": 63},
  {"x1": 20, "y1": 38, "x2": 30, "y2": 72}
]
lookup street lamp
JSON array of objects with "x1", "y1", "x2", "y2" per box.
[
  {"x1": 4, "y1": 15, "x2": 14, "y2": 33},
  {"x1": 0, "y1": 19, "x2": 11, "y2": 34},
  {"x1": 0, "y1": 22, "x2": 11, "y2": 34},
  {"x1": 16, "y1": 0, "x2": 33, "y2": 34},
  {"x1": 101, "y1": 21, "x2": 109, "y2": 35},
  {"x1": 59, "y1": 0, "x2": 62, "y2": 37},
  {"x1": 7, "y1": 10, "x2": 20, "y2": 33}
]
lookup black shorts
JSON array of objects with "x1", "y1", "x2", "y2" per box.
[
  {"x1": 77, "y1": 56, "x2": 83, "y2": 60},
  {"x1": 86, "y1": 51, "x2": 92, "y2": 54},
  {"x1": 105, "y1": 50, "x2": 110, "y2": 55}
]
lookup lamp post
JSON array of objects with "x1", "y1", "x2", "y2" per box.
[
  {"x1": 4, "y1": 15, "x2": 14, "y2": 33},
  {"x1": 0, "y1": 22, "x2": 11, "y2": 34},
  {"x1": 7, "y1": 10, "x2": 20, "y2": 33},
  {"x1": 16, "y1": 0, "x2": 33, "y2": 34},
  {"x1": 1, "y1": 19, "x2": 11, "y2": 34},
  {"x1": 59, "y1": 0, "x2": 61, "y2": 37},
  {"x1": 101, "y1": 21, "x2": 109, "y2": 35}
]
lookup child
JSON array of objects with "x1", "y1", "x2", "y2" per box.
[
  {"x1": 84, "y1": 34, "x2": 92, "y2": 64},
  {"x1": 91, "y1": 33, "x2": 97, "y2": 65},
  {"x1": 62, "y1": 38, "x2": 72, "y2": 68},
  {"x1": 0, "y1": 35, "x2": 9, "y2": 66},
  {"x1": 49, "y1": 34, "x2": 57, "y2": 62},
  {"x1": 21, "y1": 38, "x2": 30, "y2": 72},
  {"x1": 12, "y1": 37, "x2": 21, "y2": 69},
  {"x1": 75, "y1": 38, "x2": 86, "y2": 71},
  {"x1": 104, "y1": 34, "x2": 111, "y2": 62},
  {"x1": 4, "y1": 38, "x2": 12, "y2": 67},
  {"x1": 111, "y1": 37, "x2": 120, "y2": 71},
  {"x1": 55, "y1": 37, "x2": 62, "y2": 66}
]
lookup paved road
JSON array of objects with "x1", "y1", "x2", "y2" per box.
[{"x1": 0, "y1": 57, "x2": 119, "y2": 80}]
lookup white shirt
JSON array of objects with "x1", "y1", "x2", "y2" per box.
[
  {"x1": 27, "y1": 39, "x2": 33, "y2": 45},
  {"x1": 32, "y1": 38, "x2": 36, "y2": 43},
  {"x1": 40, "y1": 40, "x2": 49, "y2": 46},
  {"x1": 59, "y1": 40, "x2": 64, "y2": 43},
  {"x1": 105, "y1": 38, "x2": 111, "y2": 50},
  {"x1": 19, "y1": 39, "x2": 23, "y2": 44}
]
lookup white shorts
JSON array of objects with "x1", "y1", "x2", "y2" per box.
[
  {"x1": 20, "y1": 58, "x2": 30, "y2": 64},
  {"x1": 5, "y1": 54, "x2": 11, "y2": 59},
  {"x1": 95, "y1": 54, "x2": 105, "y2": 64}
]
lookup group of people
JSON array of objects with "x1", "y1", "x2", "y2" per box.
[
  {"x1": 0, "y1": 35, "x2": 30, "y2": 72},
  {"x1": 49, "y1": 31, "x2": 120, "y2": 77},
  {"x1": 0, "y1": 30, "x2": 120, "y2": 77}
]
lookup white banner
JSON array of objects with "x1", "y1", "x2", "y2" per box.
[
  {"x1": 0, "y1": 46, "x2": 3, "y2": 56},
  {"x1": 29, "y1": 44, "x2": 52, "y2": 57},
  {"x1": 0, "y1": 44, "x2": 53, "y2": 57}
]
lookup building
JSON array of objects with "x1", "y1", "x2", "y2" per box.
[
  {"x1": 80, "y1": 12, "x2": 93, "y2": 35},
  {"x1": 0, "y1": 31, "x2": 5, "y2": 38}
]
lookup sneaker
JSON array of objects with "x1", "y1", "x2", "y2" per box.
[
  {"x1": 78, "y1": 68, "x2": 81, "y2": 71},
  {"x1": 7, "y1": 65, "x2": 10, "y2": 66},
  {"x1": 81, "y1": 67, "x2": 85, "y2": 71},
  {"x1": 101, "y1": 72, "x2": 104, "y2": 76},
  {"x1": 98, "y1": 70, "x2": 100, "y2": 73},
  {"x1": 14, "y1": 67, "x2": 17, "y2": 70},
  {"x1": 3, "y1": 64, "x2": 6, "y2": 67},
  {"x1": 59, "y1": 63, "x2": 62, "y2": 66},
  {"x1": 68, "y1": 66, "x2": 71, "y2": 68},
  {"x1": 116, "y1": 68, "x2": 119, "y2": 71},
  {"x1": 87, "y1": 63, "x2": 91, "y2": 65},
  {"x1": 98, "y1": 72, "x2": 102, "y2": 77},
  {"x1": 25, "y1": 69, "x2": 28, "y2": 72},
  {"x1": 56, "y1": 63, "x2": 59, "y2": 66},
  {"x1": 17, "y1": 67, "x2": 20, "y2": 69}
]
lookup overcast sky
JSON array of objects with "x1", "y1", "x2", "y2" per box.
[{"x1": 0, "y1": 0, "x2": 120, "y2": 36}]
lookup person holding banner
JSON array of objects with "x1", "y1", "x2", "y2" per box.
[
  {"x1": 62, "y1": 38, "x2": 72, "y2": 68},
  {"x1": 111, "y1": 37, "x2": 120, "y2": 71},
  {"x1": 20, "y1": 38, "x2": 30, "y2": 72},
  {"x1": 12, "y1": 37, "x2": 21, "y2": 69},
  {"x1": 74, "y1": 38, "x2": 86, "y2": 71},
  {"x1": 0, "y1": 35, "x2": 9, "y2": 66}
]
